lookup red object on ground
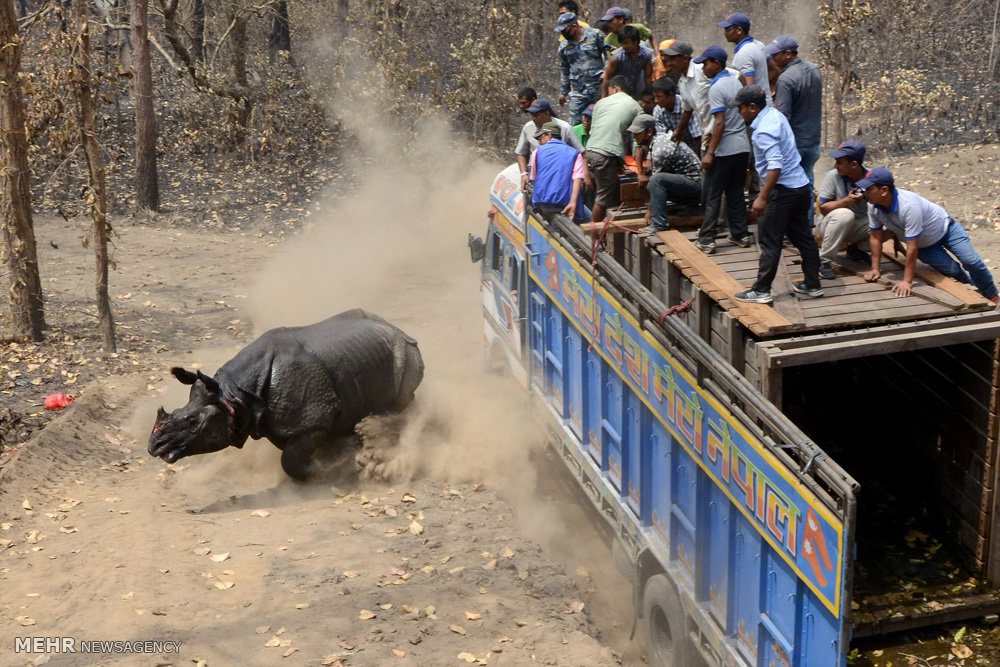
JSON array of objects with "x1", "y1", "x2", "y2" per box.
[{"x1": 45, "y1": 394, "x2": 74, "y2": 410}]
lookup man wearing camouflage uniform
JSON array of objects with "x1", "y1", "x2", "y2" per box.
[{"x1": 557, "y1": 12, "x2": 606, "y2": 126}]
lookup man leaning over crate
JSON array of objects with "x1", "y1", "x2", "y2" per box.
[{"x1": 859, "y1": 168, "x2": 999, "y2": 303}]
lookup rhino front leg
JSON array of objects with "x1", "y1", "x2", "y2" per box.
[{"x1": 280, "y1": 433, "x2": 324, "y2": 481}]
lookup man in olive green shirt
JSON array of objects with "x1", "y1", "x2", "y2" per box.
[{"x1": 584, "y1": 75, "x2": 642, "y2": 221}]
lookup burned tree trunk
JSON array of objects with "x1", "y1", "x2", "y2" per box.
[
  {"x1": 131, "y1": 0, "x2": 159, "y2": 211},
  {"x1": 192, "y1": 0, "x2": 205, "y2": 61},
  {"x1": 268, "y1": 0, "x2": 292, "y2": 64},
  {"x1": 0, "y1": 0, "x2": 45, "y2": 340},
  {"x1": 226, "y1": 0, "x2": 251, "y2": 144},
  {"x1": 72, "y1": 0, "x2": 116, "y2": 352}
]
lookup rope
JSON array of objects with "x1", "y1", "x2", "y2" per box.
[{"x1": 658, "y1": 297, "x2": 694, "y2": 325}]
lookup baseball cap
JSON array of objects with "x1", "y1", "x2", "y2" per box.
[
  {"x1": 734, "y1": 84, "x2": 766, "y2": 106},
  {"x1": 693, "y1": 45, "x2": 728, "y2": 65},
  {"x1": 582, "y1": 104, "x2": 595, "y2": 117},
  {"x1": 829, "y1": 140, "x2": 866, "y2": 162},
  {"x1": 526, "y1": 99, "x2": 553, "y2": 114},
  {"x1": 854, "y1": 167, "x2": 894, "y2": 190},
  {"x1": 717, "y1": 12, "x2": 751, "y2": 30},
  {"x1": 554, "y1": 12, "x2": 578, "y2": 32},
  {"x1": 601, "y1": 6, "x2": 627, "y2": 21},
  {"x1": 765, "y1": 34, "x2": 799, "y2": 55},
  {"x1": 662, "y1": 40, "x2": 694, "y2": 56},
  {"x1": 534, "y1": 121, "x2": 562, "y2": 140},
  {"x1": 626, "y1": 114, "x2": 655, "y2": 134}
]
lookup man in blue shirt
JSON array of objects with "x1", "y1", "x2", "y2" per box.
[
  {"x1": 733, "y1": 85, "x2": 822, "y2": 303},
  {"x1": 858, "y1": 168, "x2": 998, "y2": 302},
  {"x1": 767, "y1": 35, "x2": 822, "y2": 226}
]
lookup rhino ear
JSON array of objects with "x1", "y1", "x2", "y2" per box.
[
  {"x1": 155, "y1": 406, "x2": 168, "y2": 421},
  {"x1": 196, "y1": 371, "x2": 221, "y2": 395},
  {"x1": 171, "y1": 367, "x2": 199, "y2": 385}
]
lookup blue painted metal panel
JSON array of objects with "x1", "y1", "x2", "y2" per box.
[{"x1": 516, "y1": 212, "x2": 851, "y2": 667}]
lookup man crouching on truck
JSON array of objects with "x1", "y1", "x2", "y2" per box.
[
  {"x1": 626, "y1": 114, "x2": 702, "y2": 234},
  {"x1": 734, "y1": 84, "x2": 823, "y2": 304},
  {"x1": 858, "y1": 167, "x2": 999, "y2": 303},
  {"x1": 529, "y1": 122, "x2": 591, "y2": 222}
]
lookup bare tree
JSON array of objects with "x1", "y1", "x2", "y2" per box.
[
  {"x1": 192, "y1": 0, "x2": 205, "y2": 61},
  {"x1": 0, "y1": 0, "x2": 45, "y2": 340},
  {"x1": 132, "y1": 0, "x2": 159, "y2": 211},
  {"x1": 268, "y1": 0, "x2": 292, "y2": 64},
  {"x1": 72, "y1": 0, "x2": 116, "y2": 352}
]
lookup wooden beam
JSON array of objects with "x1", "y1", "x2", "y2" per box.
[
  {"x1": 759, "y1": 320, "x2": 1000, "y2": 368},
  {"x1": 878, "y1": 239, "x2": 992, "y2": 308},
  {"x1": 656, "y1": 230, "x2": 797, "y2": 336}
]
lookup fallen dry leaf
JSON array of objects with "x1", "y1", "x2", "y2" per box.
[
  {"x1": 16, "y1": 616, "x2": 35, "y2": 626},
  {"x1": 343, "y1": 571, "x2": 360, "y2": 578},
  {"x1": 401, "y1": 493, "x2": 417, "y2": 504},
  {"x1": 409, "y1": 521, "x2": 423, "y2": 535},
  {"x1": 250, "y1": 510, "x2": 271, "y2": 518},
  {"x1": 256, "y1": 626, "x2": 271, "y2": 634},
  {"x1": 450, "y1": 624, "x2": 466, "y2": 636},
  {"x1": 465, "y1": 611, "x2": 482, "y2": 620},
  {"x1": 359, "y1": 609, "x2": 376, "y2": 620},
  {"x1": 282, "y1": 647, "x2": 298, "y2": 658},
  {"x1": 952, "y1": 644, "x2": 973, "y2": 659},
  {"x1": 59, "y1": 525, "x2": 77, "y2": 534},
  {"x1": 22, "y1": 498, "x2": 32, "y2": 511},
  {"x1": 265, "y1": 636, "x2": 281, "y2": 648},
  {"x1": 482, "y1": 559, "x2": 497, "y2": 571},
  {"x1": 380, "y1": 603, "x2": 393, "y2": 610},
  {"x1": 457, "y1": 652, "x2": 477, "y2": 663},
  {"x1": 564, "y1": 600, "x2": 585, "y2": 614},
  {"x1": 322, "y1": 656, "x2": 345, "y2": 667},
  {"x1": 295, "y1": 603, "x2": 310, "y2": 610},
  {"x1": 210, "y1": 553, "x2": 230, "y2": 562},
  {"x1": 213, "y1": 581, "x2": 235, "y2": 590},
  {"x1": 392, "y1": 649, "x2": 405, "y2": 658}
]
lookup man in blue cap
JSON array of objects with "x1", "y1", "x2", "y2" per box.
[
  {"x1": 815, "y1": 140, "x2": 871, "y2": 279},
  {"x1": 693, "y1": 45, "x2": 751, "y2": 254},
  {"x1": 859, "y1": 168, "x2": 998, "y2": 302},
  {"x1": 733, "y1": 84, "x2": 822, "y2": 303},
  {"x1": 557, "y1": 12, "x2": 606, "y2": 126},
  {"x1": 767, "y1": 34, "x2": 822, "y2": 226},
  {"x1": 514, "y1": 99, "x2": 584, "y2": 191},
  {"x1": 719, "y1": 12, "x2": 772, "y2": 106}
]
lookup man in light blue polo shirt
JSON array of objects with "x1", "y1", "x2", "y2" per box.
[
  {"x1": 733, "y1": 84, "x2": 822, "y2": 304},
  {"x1": 859, "y1": 167, "x2": 998, "y2": 302},
  {"x1": 719, "y1": 12, "x2": 772, "y2": 105}
]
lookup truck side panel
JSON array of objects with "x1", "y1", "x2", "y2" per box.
[{"x1": 525, "y1": 213, "x2": 847, "y2": 666}]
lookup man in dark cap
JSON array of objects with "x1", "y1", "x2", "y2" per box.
[
  {"x1": 719, "y1": 12, "x2": 772, "y2": 106},
  {"x1": 514, "y1": 99, "x2": 583, "y2": 191},
  {"x1": 734, "y1": 84, "x2": 822, "y2": 303},
  {"x1": 815, "y1": 140, "x2": 871, "y2": 279},
  {"x1": 557, "y1": 12, "x2": 607, "y2": 125},
  {"x1": 859, "y1": 168, "x2": 998, "y2": 302},
  {"x1": 693, "y1": 45, "x2": 751, "y2": 254},
  {"x1": 767, "y1": 34, "x2": 822, "y2": 225}
]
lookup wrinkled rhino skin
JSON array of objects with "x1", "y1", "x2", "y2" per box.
[{"x1": 148, "y1": 309, "x2": 424, "y2": 480}]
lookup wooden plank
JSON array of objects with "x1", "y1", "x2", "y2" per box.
[
  {"x1": 638, "y1": 237, "x2": 652, "y2": 289},
  {"x1": 878, "y1": 239, "x2": 992, "y2": 308},
  {"x1": 727, "y1": 313, "x2": 746, "y2": 374},
  {"x1": 799, "y1": 294, "x2": 935, "y2": 317},
  {"x1": 656, "y1": 230, "x2": 796, "y2": 336},
  {"x1": 806, "y1": 303, "x2": 943, "y2": 328}
]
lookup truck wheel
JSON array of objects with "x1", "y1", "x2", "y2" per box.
[{"x1": 643, "y1": 574, "x2": 694, "y2": 667}]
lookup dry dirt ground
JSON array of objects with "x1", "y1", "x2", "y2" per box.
[{"x1": 7, "y1": 144, "x2": 1000, "y2": 667}]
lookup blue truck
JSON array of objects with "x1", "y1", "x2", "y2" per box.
[{"x1": 471, "y1": 164, "x2": 1000, "y2": 666}]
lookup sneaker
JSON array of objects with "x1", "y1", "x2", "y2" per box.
[
  {"x1": 730, "y1": 234, "x2": 753, "y2": 248},
  {"x1": 989, "y1": 295, "x2": 999, "y2": 306},
  {"x1": 845, "y1": 244, "x2": 871, "y2": 263},
  {"x1": 792, "y1": 281, "x2": 824, "y2": 298},
  {"x1": 734, "y1": 288, "x2": 773, "y2": 304},
  {"x1": 819, "y1": 262, "x2": 836, "y2": 280},
  {"x1": 639, "y1": 225, "x2": 667, "y2": 235},
  {"x1": 694, "y1": 240, "x2": 716, "y2": 255}
]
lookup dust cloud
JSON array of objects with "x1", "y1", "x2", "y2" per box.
[{"x1": 239, "y1": 67, "x2": 548, "y2": 495}]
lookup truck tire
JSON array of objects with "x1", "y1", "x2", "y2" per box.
[{"x1": 643, "y1": 574, "x2": 695, "y2": 667}]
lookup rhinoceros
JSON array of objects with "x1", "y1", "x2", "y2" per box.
[{"x1": 148, "y1": 310, "x2": 424, "y2": 480}]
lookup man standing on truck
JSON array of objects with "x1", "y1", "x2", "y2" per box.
[
  {"x1": 694, "y1": 45, "x2": 751, "y2": 254},
  {"x1": 515, "y1": 99, "x2": 584, "y2": 191},
  {"x1": 585, "y1": 74, "x2": 642, "y2": 222},
  {"x1": 858, "y1": 167, "x2": 999, "y2": 302},
  {"x1": 734, "y1": 84, "x2": 823, "y2": 303},
  {"x1": 601, "y1": 25, "x2": 653, "y2": 99},
  {"x1": 768, "y1": 34, "x2": 822, "y2": 226},
  {"x1": 815, "y1": 140, "x2": 872, "y2": 279},
  {"x1": 529, "y1": 122, "x2": 590, "y2": 223},
  {"x1": 557, "y1": 12, "x2": 606, "y2": 126},
  {"x1": 627, "y1": 114, "x2": 702, "y2": 233}
]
